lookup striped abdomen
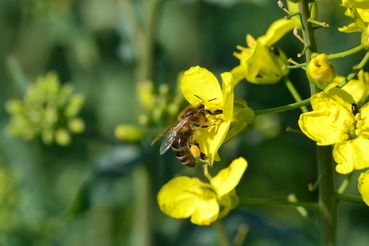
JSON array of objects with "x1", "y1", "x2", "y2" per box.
[{"x1": 171, "y1": 133, "x2": 196, "y2": 167}]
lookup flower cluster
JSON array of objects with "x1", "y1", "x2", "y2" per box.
[
  {"x1": 298, "y1": 71, "x2": 369, "y2": 204},
  {"x1": 6, "y1": 72, "x2": 85, "y2": 146},
  {"x1": 339, "y1": 0, "x2": 369, "y2": 48},
  {"x1": 156, "y1": 13, "x2": 304, "y2": 226}
]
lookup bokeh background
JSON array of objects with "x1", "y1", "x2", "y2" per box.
[{"x1": 1, "y1": 0, "x2": 369, "y2": 245}]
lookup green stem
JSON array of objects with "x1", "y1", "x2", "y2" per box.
[
  {"x1": 214, "y1": 221, "x2": 231, "y2": 246},
  {"x1": 317, "y1": 146, "x2": 336, "y2": 246},
  {"x1": 299, "y1": 1, "x2": 337, "y2": 245},
  {"x1": 6, "y1": 55, "x2": 29, "y2": 94},
  {"x1": 298, "y1": 0, "x2": 318, "y2": 94},
  {"x1": 239, "y1": 197, "x2": 319, "y2": 210},
  {"x1": 345, "y1": 51, "x2": 369, "y2": 82},
  {"x1": 140, "y1": 0, "x2": 162, "y2": 81},
  {"x1": 254, "y1": 98, "x2": 310, "y2": 116},
  {"x1": 327, "y1": 44, "x2": 363, "y2": 60},
  {"x1": 132, "y1": 165, "x2": 151, "y2": 246},
  {"x1": 335, "y1": 193, "x2": 365, "y2": 204},
  {"x1": 283, "y1": 77, "x2": 309, "y2": 113},
  {"x1": 337, "y1": 173, "x2": 352, "y2": 194}
]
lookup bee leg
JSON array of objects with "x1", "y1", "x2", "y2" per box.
[
  {"x1": 206, "y1": 109, "x2": 223, "y2": 115},
  {"x1": 199, "y1": 152, "x2": 208, "y2": 162},
  {"x1": 191, "y1": 122, "x2": 210, "y2": 129}
]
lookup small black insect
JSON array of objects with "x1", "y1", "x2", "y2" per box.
[
  {"x1": 352, "y1": 103, "x2": 359, "y2": 116},
  {"x1": 270, "y1": 46, "x2": 280, "y2": 56}
]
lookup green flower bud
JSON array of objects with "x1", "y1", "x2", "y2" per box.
[
  {"x1": 115, "y1": 124, "x2": 144, "y2": 142},
  {"x1": 137, "y1": 80, "x2": 155, "y2": 111},
  {"x1": 307, "y1": 53, "x2": 336, "y2": 89},
  {"x1": 68, "y1": 118, "x2": 85, "y2": 133},
  {"x1": 55, "y1": 128, "x2": 71, "y2": 146},
  {"x1": 6, "y1": 71, "x2": 85, "y2": 146}
]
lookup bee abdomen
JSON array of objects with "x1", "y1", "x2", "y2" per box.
[{"x1": 171, "y1": 146, "x2": 196, "y2": 167}]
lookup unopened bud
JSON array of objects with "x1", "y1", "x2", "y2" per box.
[
  {"x1": 307, "y1": 53, "x2": 336, "y2": 89},
  {"x1": 115, "y1": 124, "x2": 144, "y2": 142},
  {"x1": 55, "y1": 128, "x2": 71, "y2": 146}
]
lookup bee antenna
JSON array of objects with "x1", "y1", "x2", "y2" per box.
[{"x1": 194, "y1": 94, "x2": 202, "y2": 100}]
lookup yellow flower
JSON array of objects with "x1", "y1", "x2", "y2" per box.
[
  {"x1": 358, "y1": 170, "x2": 369, "y2": 206},
  {"x1": 232, "y1": 18, "x2": 300, "y2": 84},
  {"x1": 306, "y1": 53, "x2": 336, "y2": 89},
  {"x1": 181, "y1": 66, "x2": 254, "y2": 165},
  {"x1": 339, "y1": 4, "x2": 369, "y2": 48},
  {"x1": 157, "y1": 157, "x2": 247, "y2": 226},
  {"x1": 298, "y1": 88, "x2": 369, "y2": 174}
]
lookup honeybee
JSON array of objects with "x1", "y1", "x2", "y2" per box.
[{"x1": 151, "y1": 103, "x2": 222, "y2": 167}]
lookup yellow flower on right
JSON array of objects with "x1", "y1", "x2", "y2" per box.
[{"x1": 298, "y1": 87, "x2": 369, "y2": 174}]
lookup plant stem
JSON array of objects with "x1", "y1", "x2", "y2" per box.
[
  {"x1": 214, "y1": 221, "x2": 231, "y2": 246},
  {"x1": 337, "y1": 173, "x2": 352, "y2": 194},
  {"x1": 299, "y1": 1, "x2": 337, "y2": 245},
  {"x1": 328, "y1": 44, "x2": 363, "y2": 60},
  {"x1": 317, "y1": 146, "x2": 336, "y2": 246},
  {"x1": 345, "y1": 51, "x2": 369, "y2": 82},
  {"x1": 283, "y1": 77, "x2": 309, "y2": 113},
  {"x1": 254, "y1": 98, "x2": 310, "y2": 116},
  {"x1": 335, "y1": 193, "x2": 365, "y2": 204},
  {"x1": 239, "y1": 197, "x2": 319, "y2": 210},
  {"x1": 132, "y1": 165, "x2": 151, "y2": 246}
]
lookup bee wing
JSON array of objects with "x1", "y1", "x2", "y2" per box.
[
  {"x1": 159, "y1": 118, "x2": 190, "y2": 155},
  {"x1": 151, "y1": 125, "x2": 171, "y2": 146}
]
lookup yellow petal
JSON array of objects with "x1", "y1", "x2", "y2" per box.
[
  {"x1": 342, "y1": 70, "x2": 369, "y2": 103},
  {"x1": 259, "y1": 18, "x2": 300, "y2": 46},
  {"x1": 342, "y1": 0, "x2": 369, "y2": 8},
  {"x1": 359, "y1": 103, "x2": 369, "y2": 135},
  {"x1": 333, "y1": 138, "x2": 369, "y2": 174},
  {"x1": 358, "y1": 170, "x2": 369, "y2": 206},
  {"x1": 223, "y1": 98, "x2": 255, "y2": 143},
  {"x1": 221, "y1": 72, "x2": 235, "y2": 121},
  {"x1": 157, "y1": 176, "x2": 219, "y2": 226},
  {"x1": 210, "y1": 157, "x2": 247, "y2": 197},
  {"x1": 338, "y1": 23, "x2": 362, "y2": 33},
  {"x1": 298, "y1": 92, "x2": 354, "y2": 145},
  {"x1": 180, "y1": 66, "x2": 223, "y2": 107},
  {"x1": 244, "y1": 42, "x2": 288, "y2": 84},
  {"x1": 195, "y1": 121, "x2": 231, "y2": 165},
  {"x1": 190, "y1": 198, "x2": 219, "y2": 226}
]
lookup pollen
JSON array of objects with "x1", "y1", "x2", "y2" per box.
[{"x1": 189, "y1": 144, "x2": 201, "y2": 158}]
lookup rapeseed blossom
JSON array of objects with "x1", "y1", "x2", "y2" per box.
[{"x1": 157, "y1": 157, "x2": 247, "y2": 225}]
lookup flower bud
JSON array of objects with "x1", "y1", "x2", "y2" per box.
[
  {"x1": 137, "y1": 80, "x2": 155, "y2": 111},
  {"x1": 68, "y1": 118, "x2": 85, "y2": 133},
  {"x1": 55, "y1": 128, "x2": 71, "y2": 146},
  {"x1": 307, "y1": 53, "x2": 336, "y2": 89},
  {"x1": 115, "y1": 124, "x2": 144, "y2": 142}
]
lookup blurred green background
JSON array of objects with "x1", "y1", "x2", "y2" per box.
[{"x1": 1, "y1": 0, "x2": 369, "y2": 245}]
